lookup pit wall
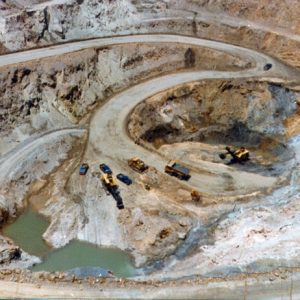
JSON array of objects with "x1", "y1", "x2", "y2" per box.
[
  {"x1": 176, "y1": 0, "x2": 300, "y2": 35},
  {"x1": 0, "y1": 43, "x2": 247, "y2": 267},
  {"x1": 128, "y1": 80, "x2": 300, "y2": 148},
  {"x1": 0, "y1": 43, "x2": 249, "y2": 143},
  {"x1": 0, "y1": 0, "x2": 300, "y2": 70}
]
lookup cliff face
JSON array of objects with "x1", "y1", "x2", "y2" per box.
[
  {"x1": 0, "y1": 42, "x2": 248, "y2": 155},
  {"x1": 183, "y1": 0, "x2": 300, "y2": 34},
  {"x1": 1, "y1": 0, "x2": 300, "y2": 281},
  {"x1": 128, "y1": 80, "x2": 299, "y2": 148},
  {"x1": 0, "y1": 0, "x2": 300, "y2": 70},
  {"x1": 0, "y1": 0, "x2": 139, "y2": 52}
]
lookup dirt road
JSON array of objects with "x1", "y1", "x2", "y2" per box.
[
  {"x1": 0, "y1": 128, "x2": 85, "y2": 182},
  {"x1": 0, "y1": 34, "x2": 296, "y2": 78},
  {"x1": 86, "y1": 35, "x2": 295, "y2": 197},
  {"x1": 0, "y1": 29, "x2": 300, "y2": 299},
  {"x1": 0, "y1": 271, "x2": 299, "y2": 299},
  {"x1": 1, "y1": 34, "x2": 294, "y2": 193}
]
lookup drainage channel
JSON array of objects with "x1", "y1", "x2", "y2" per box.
[{"x1": 3, "y1": 206, "x2": 136, "y2": 278}]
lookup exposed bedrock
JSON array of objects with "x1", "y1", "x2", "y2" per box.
[
  {"x1": 128, "y1": 80, "x2": 300, "y2": 158},
  {"x1": 0, "y1": 40, "x2": 252, "y2": 270},
  {"x1": 0, "y1": 43, "x2": 249, "y2": 156},
  {"x1": 1, "y1": 0, "x2": 300, "y2": 70}
]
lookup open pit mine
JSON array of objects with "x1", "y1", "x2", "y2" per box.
[{"x1": 1, "y1": 0, "x2": 300, "y2": 299}]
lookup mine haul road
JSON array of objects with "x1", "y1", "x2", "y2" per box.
[
  {"x1": 0, "y1": 33, "x2": 299, "y2": 299},
  {"x1": 0, "y1": 34, "x2": 296, "y2": 194},
  {"x1": 0, "y1": 128, "x2": 86, "y2": 182}
]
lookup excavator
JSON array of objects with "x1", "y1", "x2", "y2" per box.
[
  {"x1": 101, "y1": 173, "x2": 124, "y2": 209},
  {"x1": 128, "y1": 157, "x2": 149, "y2": 173},
  {"x1": 219, "y1": 146, "x2": 250, "y2": 164}
]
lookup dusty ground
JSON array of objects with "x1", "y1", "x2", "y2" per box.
[
  {"x1": 1, "y1": 0, "x2": 300, "y2": 299},
  {"x1": 0, "y1": 267, "x2": 299, "y2": 299},
  {"x1": 0, "y1": 0, "x2": 300, "y2": 69},
  {"x1": 0, "y1": 39, "x2": 254, "y2": 268},
  {"x1": 0, "y1": 41, "x2": 251, "y2": 156}
]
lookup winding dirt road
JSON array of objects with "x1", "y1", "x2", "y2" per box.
[
  {"x1": 86, "y1": 44, "x2": 291, "y2": 196},
  {"x1": 0, "y1": 27, "x2": 300, "y2": 300},
  {"x1": 0, "y1": 33, "x2": 296, "y2": 74},
  {"x1": 0, "y1": 128, "x2": 85, "y2": 181},
  {"x1": 0, "y1": 34, "x2": 296, "y2": 192}
]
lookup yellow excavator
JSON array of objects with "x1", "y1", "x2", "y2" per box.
[
  {"x1": 128, "y1": 157, "x2": 149, "y2": 173},
  {"x1": 219, "y1": 146, "x2": 250, "y2": 164},
  {"x1": 101, "y1": 174, "x2": 124, "y2": 209},
  {"x1": 101, "y1": 173, "x2": 118, "y2": 189}
]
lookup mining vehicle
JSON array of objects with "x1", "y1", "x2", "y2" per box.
[
  {"x1": 128, "y1": 157, "x2": 149, "y2": 173},
  {"x1": 101, "y1": 173, "x2": 124, "y2": 209},
  {"x1": 263, "y1": 63, "x2": 272, "y2": 71},
  {"x1": 191, "y1": 190, "x2": 201, "y2": 202},
  {"x1": 117, "y1": 173, "x2": 133, "y2": 185},
  {"x1": 219, "y1": 146, "x2": 250, "y2": 164},
  {"x1": 99, "y1": 163, "x2": 112, "y2": 174},
  {"x1": 79, "y1": 163, "x2": 89, "y2": 175},
  {"x1": 165, "y1": 161, "x2": 191, "y2": 181},
  {"x1": 101, "y1": 173, "x2": 118, "y2": 194}
]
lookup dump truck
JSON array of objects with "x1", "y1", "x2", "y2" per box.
[
  {"x1": 101, "y1": 173, "x2": 124, "y2": 209},
  {"x1": 219, "y1": 146, "x2": 250, "y2": 164},
  {"x1": 128, "y1": 157, "x2": 149, "y2": 173},
  {"x1": 165, "y1": 161, "x2": 191, "y2": 180}
]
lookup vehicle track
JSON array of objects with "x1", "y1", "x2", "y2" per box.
[
  {"x1": 0, "y1": 33, "x2": 296, "y2": 190},
  {"x1": 0, "y1": 33, "x2": 296, "y2": 81},
  {"x1": 0, "y1": 28, "x2": 299, "y2": 299},
  {"x1": 0, "y1": 128, "x2": 85, "y2": 181}
]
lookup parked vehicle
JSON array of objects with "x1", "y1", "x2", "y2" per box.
[
  {"x1": 191, "y1": 190, "x2": 201, "y2": 202},
  {"x1": 117, "y1": 173, "x2": 133, "y2": 185},
  {"x1": 165, "y1": 161, "x2": 191, "y2": 181},
  {"x1": 101, "y1": 173, "x2": 124, "y2": 210},
  {"x1": 79, "y1": 163, "x2": 89, "y2": 175},
  {"x1": 128, "y1": 157, "x2": 148, "y2": 173},
  {"x1": 101, "y1": 173, "x2": 118, "y2": 190},
  {"x1": 99, "y1": 163, "x2": 112, "y2": 174},
  {"x1": 263, "y1": 63, "x2": 272, "y2": 71}
]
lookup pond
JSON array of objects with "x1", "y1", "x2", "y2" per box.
[{"x1": 3, "y1": 206, "x2": 136, "y2": 277}]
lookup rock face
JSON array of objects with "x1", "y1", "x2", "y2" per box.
[
  {"x1": 0, "y1": 0, "x2": 300, "y2": 70},
  {"x1": 0, "y1": 241, "x2": 21, "y2": 265},
  {"x1": 179, "y1": 0, "x2": 300, "y2": 34},
  {"x1": 118, "y1": 205, "x2": 192, "y2": 267},
  {"x1": 0, "y1": 43, "x2": 248, "y2": 149},
  {"x1": 128, "y1": 80, "x2": 299, "y2": 148},
  {"x1": 0, "y1": 196, "x2": 9, "y2": 226},
  {"x1": 0, "y1": 0, "x2": 139, "y2": 52},
  {"x1": 0, "y1": 235, "x2": 40, "y2": 268}
]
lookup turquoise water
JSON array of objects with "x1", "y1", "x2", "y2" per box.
[
  {"x1": 3, "y1": 207, "x2": 136, "y2": 277},
  {"x1": 3, "y1": 206, "x2": 50, "y2": 257},
  {"x1": 31, "y1": 240, "x2": 136, "y2": 277}
]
